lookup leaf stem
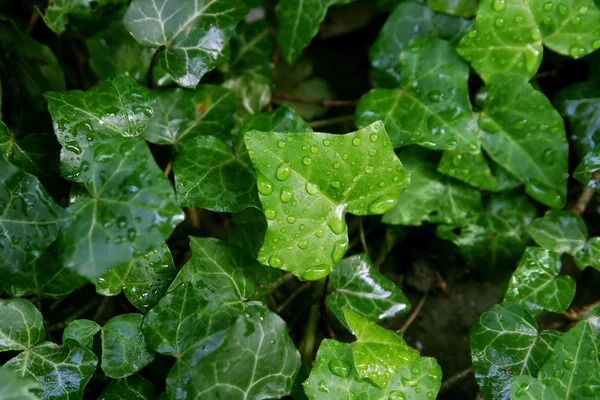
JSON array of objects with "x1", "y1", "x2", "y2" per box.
[
  {"x1": 276, "y1": 282, "x2": 311, "y2": 313},
  {"x1": 298, "y1": 278, "x2": 327, "y2": 368},
  {"x1": 400, "y1": 292, "x2": 428, "y2": 332},
  {"x1": 163, "y1": 159, "x2": 173, "y2": 177},
  {"x1": 25, "y1": 8, "x2": 40, "y2": 33},
  {"x1": 358, "y1": 217, "x2": 369, "y2": 256},
  {"x1": 147, "y1": 45, "x2": 165, "y2": 88},
  {"x1": 440, "y1": 367, "x2": 473, "y2": 393},
  {"x1": 308, "y1": 115, "x2": 355, "y2": 129},
  {"x1": 273, "y1": 93, "x2": 358, "y2": 106},
  {"x1": 572, "y1": 187, "x2": 594, "y2": 215}
]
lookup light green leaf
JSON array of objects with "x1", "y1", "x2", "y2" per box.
[
  {"x1": 504, "y1": 247, "x2": 576, "y2": 315},
  {"x1": 223, "y1": 72, "x2": 272, "y2": 116},
  {"x1": 574, "y1": 144, "x2": 600, "y2": 191},
  {"x1": 239, "y1": 106, "x2": 313, "y2": 136},
  {"x1": 244, "y1": 121, "x2": 410, "y2": 280},
  {"x1": 479, "y1": 74, "x2": 568, "y2": 207},
  {"x1": 0, "y1": 158, "x2": 66, "y2": 278},
  {"x1": 227, "y1": 208, "x2": 267, "y2": 258},
  {"x1": 0, "y1": 368, "x2": 40, "y2": 400},
  {"x1": 101, "y1": 314, "x2": 155, "y2": 379},
  {"x1": 40, "y1": 0, "x2": 127, "y2": 35},
  {"x1": 189, "y1": 304, "x2": 301, "y2": 399},
  {"x1": 98, "y1": 374, "x2": 154, "y2": 400},
  {"x1": 383, "y1": 146, "x2": 481, "y2": 226},
  {"x1": 123, "y1": 0, "x2": 248, "y2": 88},
  {"x1": 573, "y1": 236, "x2": 600, "y2": 271},
  {"x1": 327, "y1": 253, "x2": 411, "y2": 328},
  {"x1": 344, "y1": 309, "x2": 420, "y2": 389},
  {"x1": 57, "y1": 137, "x2": 183, "y2": 281},
  {"x1": 62, "y1": 320, "x2": 101, "y2": 350},
  {"x1": 369, "y1": 2, "x2": 472, "y2": 86},
  {"x1": 0, "y1": 299, "x2": 45, "y2": 352},
  {"x1": 527, "y1": 210, "x2": 588, "y2": 254},
  {"x1": 357, "y1": 37, "x2": 478, "y2": 151},
  {"x1": 429, "y1": 0, "x2": 478, "y2": 18},
  {"x1": 227, "y1": 19, "x2": 274, "y2": 79},
  {"x1": 45, "y1": 75, "x2": 155, "y2": 181},
  {"x1": 96, "y1": 243, "x2": 176, "y2": 313},
  {"x1": 471, "y1": 303, "x2": 561, "y2": 400},
  {"x1": 4, "y1": 342, "x2": 98, "y2": 400}
]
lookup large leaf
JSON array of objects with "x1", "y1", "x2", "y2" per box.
[
  {"x1": 357, "y1": 37, "x2": 477, "y2": 151},
  {"x1": 470, "y1": 303, "x2": 561, "y2": 400},
  {"x1": 98, "y1": 374, "x2": 154, "y2": 400},
  {"x1": 244, "y1": 121, "x2": 410, "y2": 280},
  {"x1": 0, "y1": 298, "x2": 45, "y2": 352},
  {"x1": 45, "y1": 75, "x2": 155, "y2": 180},
  {"x1": 57, "y1": 137, "x2": 183, "y2": 281},
  {"x1": 479, "y1": 74, "x2": 568, "y2": 207},
  {"x1": 4, "y1": 342, "x2": 98, "y2": 400},
  {"x1": 527, "y1": 210, "x2": 588, "y2": 254},
  {"x1": 101, "y1": 314, "x2": 155, "y2": 379},
  {"x1": 123, "y1": 0, "x2": 249, "y2": 88},
  {"x1": 96, "y1": 243, "x2": 177, "y2": 313},
  {"x1": 0, "y1": 368, "x2": 40, "y2": 400},
  {"x1": 383, "y1": 146, "x2": 481, "y2": 226},
  {"x1": 188, "y1": 304, "x2": 301, "y2": 399},
  {"x1": 0, "y1": 158, "x2": 66, "y2": 278},
  {"x1": 327, "y1": 253, "x2": 411, "y2": 328},
  {"x1": 504, "y1": 247, "x2": 576, "y2": 315}
]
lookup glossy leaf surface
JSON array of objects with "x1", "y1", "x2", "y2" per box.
[
  {"x1": 0, "y1": 368, "x2": 40, "y2": 400},
  {"x1": 40, "y1": 0, "x2": 127, "y2": 35},
  {"x1": 573, "y1": 236, "x2": 600, "y2": 271},
  {"x1": 227, "y1": 19, "x2": 274, "y2": 78},
  {"x1": 574, "y1": 144, "x2": 600, "y2": 191},
  {"x1": 429, "y1": 0, "x2": 478, "y2": 17},
  {"x1": 62, "y1": 320, "x2": 101, "y2": 350},
  {"x1": 0, "y1": 298, "x2": 45, "y2": 352},
  {"x1": 98, "y1": 374, "x2": 154, "y2": 400},
  {"x1": 527, "y1": 210, "x2": 588, "y2": 254}
]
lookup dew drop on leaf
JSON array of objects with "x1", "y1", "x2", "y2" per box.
[
  {"x1": 276, "y1": 162, "x2": 291, "y2": 181},
  {"x1": 328, "y1": 360, "x2": 352, "y2": 378},
  {"x1": 302, "y1": 265, "x2": 330, "y2": 281},
  {"x1": 257, "y1": 173, "x2": 274, "y2": 195},
  {"x1": 388, "y1": 390, "x2": 407, "y2": 400}
]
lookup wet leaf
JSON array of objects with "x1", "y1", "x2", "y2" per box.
[
  {"x1": 574, "y1": 144, "x2": 600, "y2": 191},
  {"x1": 244, "y1": 121, "x2": 410, "y2": 280},
  {"x1": 327, "y1": 253, "x2": 411, "y2": 328},
  {"x1": 227, "y1": 208, "x2": 267, "y2": 258},
  {"x1": 527, "y1": 210, "x2": 588, "y2": 254},
  {"x1": 40, "y1": 0, "x2": 127, "y2": 35},
  {"x1": 429, "y1": 0, "x2": 478, "y2": 18},
  {"x1": 573, "y1": 236, "x2": 600, "y2": 271},
  {"x1": 0, "y1": 368, "x2": 40, "y2": 400},
  {"x1": 62, "y1": 320, "x2": 101, "y2": 350},
  {"x1": 239, "y1": 106, "x2": 313, "y2": 136},
  {"x1": 223, "y1": 72, "x2": 272, "y2": 116},
  {"x1": 98, "y1": 374, "x2": 154, "y2": 400},
  {"x1": 227, "y1": 19, "x2": 274, "y2": 79},
  {"x1": 0, "y1": 298, "x2": 45, "y2": 352}
]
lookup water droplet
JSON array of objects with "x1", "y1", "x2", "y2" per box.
[
  {"x1": 323, "y1": 139, "x2": 331, "y2": 146},
  {"x1": 306, "y1": 182, "x2": 318, "y2": 195},
  {"x1": 370, "y1": 133, "x2": 379, "y2": 142},
  {"x1": 302, "y1": 156, "x2": 312, "y2": 166},
  {"x1": 593, "y1": 39, "x2": 600, "y2": 50},
  {"x1": 562, "y1": 359, "x2": 574, "y2": 370},
  {"x1": 331, "y1": 181, "x2": 341, "y2": 189},
  {"x1": 327, "y1": 205, "x2": 345, "y2": 234},
  {"x1": 328, "y1": 360, "x2": 352, "y2": 378},
  {"x1": 388, "y1": 391, "x2": 406, "y2": 400},
  {"x1": 401, "y1": 376, "x2": 418, "y2": 387},
  {"x1": 315, "y1": 229, "x2": 325, "y2": 238},
  {"x1": 369, "y1": 194, "x2": 398, "y2": 214},
  {"x1": 257, "y1": 173, "x2": 274, "y2": 195},
  {"x1": 514, "y1": 15, "x2": 524, "y2": 22},
  {"x1": 365, "y1": 166, "x2": 374, "y2": 174},
  {"x1": 369, "y1": 149, "x2": 378, "y2": 156},
  {"x1": 571, "y1": 16, "x2": 581, "y2": 25},
  {"x1": 309, "y1": 145, "x2": 319, "y2": 154},
  {"x1": 303, "y1": 265, "x2": 331, "y2": 280},
  {"x1": 589, "y1": 349, "x2": 598, "y2": 359},
  {"x1": 427, "y1": 365, "x2": 442, "y2": 381},
  {"x1": 352, "y1": 138, "x2": 361, "y2": 146},
  {"x1": 280, "y1": 187, "x2": 293, "y2": 203},
  {"x1": 428, "y1": 90, "x2": 442, "y2": 102},
  {"x1": 580, "y1": 5, "x2": 589, "y2": 14},
  {"x1": 269, "y1": 255, "x2": 283, "y2": 268},
  {"x1": 452, "y1": 155, "x2": 464, "y2": 167},
  {"x1": 495, "y1": 18, "x2": 505, "y2": 27},
  {"x1": 317, "y1": 380, "x2": 329, "y2": 393},
  {"x1": 515, "y1": 119, "x2": 527, "y2": 130},
  {"x1": 543, "y1": 2, "x2": 553, "y2": 11},
  {"x1": 542, "y1": 149, "x2": 555, "y2": 164},
  {"x1": 569, "y1": 45, "x2": 586, "y2": 57},
  {"x1": 276, "y1": 163, "x2": 291, "y2": 181},
  {"x1": 264, "y1": 206, "x2": 276, "y2": 220},
  {"x1": 411, "y1": 366, "x2": 422, "y2": 375},
  {"x1": 298, "y1": 241, "x2": 308, "y2": 249},
  {"x1": 333, "y1": 162, "x2": 340, "y2": 169},
  {"x1": 277, "y1": 140, "x2": 286, "y2": 148},
  {"x1": 531, "y1": 29, "x2": 542, "y2": 40},
  {"x1": 555, "y1": 369, "x2": 565, "y2": 378},
  {"x1": 332, "y1": 239, "x2": 348, "y2": 263},
  {"x1": 287, "y1": 216, "x2": 296, "y2": 224},
  {"x1": 493, "y1": 0, "x2": 506, "y2": 11},
  {"x1": 558, "y1": 3, "x2": 568, "y2": 15}
]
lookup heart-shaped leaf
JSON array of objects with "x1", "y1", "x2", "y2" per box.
[
  {"x1": 527, "y1": 210, "x2": 588, "y2": 254},
  {"x1": 62, "y1": 320, "x2": 101, "y2": 350},
  {"x1": 98, "y1": 374, "x2": 154, "y2": 400},
  {"x1": 574, "y1": 144, "x2": 600, "y2": 191},
  {"x1": 0, "y1": 298, "x2": 45, "y2": 352}
]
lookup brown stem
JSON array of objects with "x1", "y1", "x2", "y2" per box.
[
  {"x1": 147, "y1": 45, "x2": 165, "y2": 88},
  {"x1": 563, "y1": 299, "x2": 600, "y2": 320},
  {"x1": 273, "y1": 93, "x2": 358, "y2": 106},
  {"x1": 26, "y1": 8, "x2": 40, "y2": 33},
  {"x1": 441, "y1": 367, "x2": 473, "y2": 393},
  {"x1": 186, "y1": 207, "x2": 201, "y2": 230},
  {"x1": 358, "y1": 217, "x2": 369, "y2": 256},
  {"x1": 401, "y1": 292, "x2": 428, "y2": 332},
  {"x1": 572, "y1": 187, "x2": 594, "y2": 215},
  {"x1": 163, "y1": 159, "x2": 173, "y2": 177}
]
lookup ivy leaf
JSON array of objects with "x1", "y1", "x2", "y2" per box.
[
  {"x1": 0, "y1": 158, "x2": 66, "y2": 278},
  {"x1": 0, "y1": 298, "x2": 45, "y2": 352},
  {"x1": 554, "y1": 83, "x2": 600, "y2": 159},
  {"x1": 382, "y1": 147, "x2": 481, "y2": 226},
  {"x1": 101, "y1": 314, "x2": 155, "y2": 379},
  {"x1": 223, "y1": 72, "x2": 272, "y2": 116},
  {"x1": 369, "y1": 2, "x2": 472, "y2": 86},
  {"x1": 45, "y1": 75, "x2": 155, "y2": 180},
  {"x1": 227, "y1": 19, "x2": 274, "y2": 78},
  {"x1": 344, "y1": 309, "x2": 420, "y2": 389},
  {"x1": 303, "y1": 339, "x2": 442, "y2": 400},
  {"x1": 573, "y1": 236, "x2": 600, "y2": 271},
  {"x1": 527, "y1": 210, "x2": 588, "y2": 254},
  {"x1": 0, "y1": 368, "x2": 40, "y2": 400},
  {"x1": 429, "y1": 0, "x2": 478, "y2": 18},
  {"x1": 123, "y1": 0, "x2": 249, "y2": 88},
  {"x1": 239, "y1": 106, "x2": 313, "y2": 135},
  {"x1": 478, "y1": 74, "x2": 568, "y2": 207},
  {"x1": 96, "y1": 243, "x2": 177, "y2": 313},
  {"x1": 470, "y1": 303, "x2": 561, "y2": 400},
  {"x1": 244, "y1": 121, "x2": 410, "y2": 280},
  {"x1": 227, "y1": 208, "x2": 267, "y2": 258},
  {"x1": 57, "y1": 137, "x2": 183, "y2": 281},
  {"x1": 62, "y1": 320, "x2": 101, "y2": 350},
  {"x1": 98, "y1": 374, "x2": 154, "y2": 400},
  {"x1": 40, "y1": 0, "x2": 127, "y2": 35},
  {"x1": 510, "y1": 317, "x2": 600, "y2": 399},
  {"x1": 4, "y1": 342, "x2": 98, "y2": 400},
  {"x1": 327, "y1": 253, "x2": 411, "y2": 328},
  {"x1": 357, "y1": 37, "x2": 478, "y2": 151},
  {"x1": 437, "y1": 192, "x2": 537, "y2": 273},
  {"x1": 504, "y1": 247, "x2": 576, "y2": 315},
  {"x1": 574, "y1": 144, "x2": 600, "y2": 191},
  {"x1": 188, "y1": 304, "x2": 301, "y2": 399}
]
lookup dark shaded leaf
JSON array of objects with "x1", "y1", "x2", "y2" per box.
[{"x1": 0, "y1": 298, "x2": 45, "y2": 352}]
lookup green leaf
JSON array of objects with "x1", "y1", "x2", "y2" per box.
[
  {"x1": 227, "y1": 208, "x2": 267, "y2": 258},
  {"x1": 188, "y1": 304, "x2": 301, "y2": 399},
  {"x1": 0, "y1": 158, "x2": 66, "y2": 278},
  {"x1": 574, "y1": 144, "x2": 600, "y2": 191},
  {"x1": 429, "y1": 0, "x2": 478, "y2": 18},
  {"x1": 344, "y1": 309, "x2": 420, "y2": 389},
  {"x1": 62, "y1": 320, "x2": 101, "y2": 350},
  {"x1": 437, "y1": 146, "x2": 499, "y2": 192},
  {"x1": 458, "y1": 0, "x2": 600, "y2": 83},
  {"x1": 96, "y1": 243, "x2": 177, "y2": 313},
  {"x1": 45, "y1": 75, "x2": 155, "y2": 181},
  {"x1": 239, "y1": 106, "x2": 313, "y2": 135},
  {"x1": 527, "y1": 210, "x2": 588, "y2": 254},
  {"x1": 303, "y1": 339, "x2": 442, "y2": 400},
  {"x1": 244, "y1": 121, "x2": 410, "y2": 280},
  {"x1": 470, "y1": 303, "x2": 561, "y2": 400},
  {"x1": 327, "y1": 253, "x2": 411, "y2": 328},
  {"x1": 478, "y1": 74, "x2": 568, "y2": 207},
  {"x1": 0, "y1": 298, "x2": 45, "y2": 352},
  {"x1": 223, "y1": 72, "x2": 272, "y2": 116},
  {"x1": 437, "y1": 192, "x2": 537, "y2": 273},
  {"x1": 504, "y1": 247, "x2": 576, "y2": 315},
  {"x1": 573, "y1": 236, "x2": 600, "y2": 271},
  {"x1": 57, "y1": 137, "x2": 183, "y2": 281},
  {"x1": 510, "y1": 317, "x2": 600, "y2": 399},
  {"x1": 98, "y1": 374, "x2": 154, "y2": 400},
  {"x1": 123, "y1": 0, "x2": 249, "y2": 88},
  {"x1": 554, "y1": 83, "x2": 600, "y2": 159},
  {"x1": 369, "y1": 2, "x2": 472, "y2": 86},
  {"x1": 357, "y1": 37, "x2": 478, "y2": 151},
  {"x1": 227, "y1": 19, "x2": 274, "y2": 79},
  {"x1": 101, "y1": 314, "x2": 155, "y2": 379},
  {"x1": 40, "y1": 0, "x2": 127, "y2": 35},
  {"x1": 0, "y1": 368, "x2": 40, "y2": 400},
  {"x1": 4, "y1": 342, "x2": 98, "y2": 400},
  {"x1": 382, "y1": 146, "x2": 481, "y2": 226}
]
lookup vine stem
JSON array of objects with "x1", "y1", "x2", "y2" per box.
[
  {"x1": 273, "y1": 93, "x2": 358, "y2": 106},
  {"x1": 299, "y1": 278, "x2": 327, "y2": 368},
  {"x1": 401, "y1": 292, "x2": 428, "y2": 332},
  {"x1": 147, "y1": 45, "x2": 165, "y2": 88},
  {"x1": 163, "y1": 160, "x2": 173, "y2": 177},
  {"x1": 572, "y1": 187, "x2": 594, "y2": 215},
  {"x1": 440, "y1": 367, "x2": 473, "y2": 393}
]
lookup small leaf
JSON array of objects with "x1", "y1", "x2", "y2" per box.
[
  {"x1": 429, "y1": 0, "x2": 478, "y2": 18},
  {"x1": 327, "y1": 253, "x2": 411, "y2": 328},
  {"x1": 357, "y1": 37, "x2": 477, "y2": 151},
  {"x1": 0, "y1": 298, "x2": 45, "y2": 352},
  {"x1": 227, "y1": 19, "x2": 274, "y2": 79},
  {"x1": 123, "y1": 0, "x2": 249, "y2": 88},
  {"x1": 40, "y1": 0, "x2": 127, "y2": 35},
  {"x1": 62, "y1": 320, "x2": 101, "y2": 350},
  {"x1": 504, "y1": 247, "x2": 576, "y2": 315},
  {"x1": 574, "y1": 144, "x2": 600, "y2": 191},
  {"x1": 96, "y1": 243, "x2": 177, "y2": 313},
  {"x1": 573, "y1": 236, "x2": 600, "y2": 271},
  {"x1": 527, "y1": 210, "x2": 588, "y2": 254},
  {"x1": 0, "y1": 368, "x2": 40, "y2": 400},
  {"x1": 189, "y1": 304, "x2": 301, "y2": 399},
  {"x1": 470, "y1": 303, "x2": 561, "y2": 400},
  {"x1": 244, "y1": 121, "x2": 410, "y2": 280},
  {"x1": 223, "y1": 72, "x2": 272, "y2": 116},
  {"x1": 98, "y1": 374, "x2": 154, "y2": 400},
  {"x1": 101, "y1": 314, "x2": 155, "y2": 379}
]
